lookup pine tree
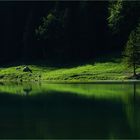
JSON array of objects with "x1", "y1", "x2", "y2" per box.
[{"x1": 124, "y1": 22, "x2": 140, "y2": 78}]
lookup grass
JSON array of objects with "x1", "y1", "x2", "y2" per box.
[
  {"x1": 0, "y1": 57, "x2": 140, "y2": 82},
  {"x1": 43, "y1": 62, "x2": 127, "y2": 81}
]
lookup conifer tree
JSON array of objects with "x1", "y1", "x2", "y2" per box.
[{"x1": 124, "y1": 22, "x2": 140, "y2": 77}]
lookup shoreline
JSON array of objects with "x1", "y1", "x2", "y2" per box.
[{"x1": 1, "y1": 79, "x2": 140, "y2": 84}]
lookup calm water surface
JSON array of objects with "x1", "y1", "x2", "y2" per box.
[{"x1": 0, "y1": 82, "x2": 140, "y2": 139}]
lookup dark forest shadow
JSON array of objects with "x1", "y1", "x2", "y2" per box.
[{"x1": 0, "y1": 52, "x2": 122, "y2": 69}]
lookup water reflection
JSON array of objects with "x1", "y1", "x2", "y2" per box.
[
  {"x1": 23, "y1": 87, "x2": 32, "y2": 96},
  {"x1": 0, "y1": 82, "x2": 140, "y2": 138}
]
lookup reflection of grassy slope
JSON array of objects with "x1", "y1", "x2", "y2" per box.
[
  {"x1": 0, "y1": 83, "x2": 47, "y2": 95},
  {"x1": 0, "y1": 61, "x2": 140, "y2": 81},
  {"x1": 0, "y1": 91, "x2": 133, "y2": 139},
  {"x1": 0, "y1": 83, "x2": 140, "y2": 100},
  {"x1": 41, "y1": 83, "x2": 140, "y2": 103},
  {"x1": 1, "y1": 83, "x2": 140, "y2": 138}
]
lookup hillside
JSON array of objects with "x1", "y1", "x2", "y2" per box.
[{"x1": 0, "y1": 59, "x2": 140, "y2": 82}]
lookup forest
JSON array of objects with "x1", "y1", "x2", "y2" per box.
[
  {"x1": 1, "y1": 2, "x2": 140, "y2": 139},
  {"x1": 0, "y1": 1, "x2": 140, "y2": 81}
]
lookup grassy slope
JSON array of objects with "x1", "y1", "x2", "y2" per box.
[{"x1": 0, "y1": 59, "x2": 140, "y2": 82}]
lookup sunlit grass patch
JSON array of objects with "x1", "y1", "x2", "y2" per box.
[
  {"x1": 43, "y1": 62, "x2": 129, "y2": 80},
  {"x1": 0, "y1": 61, "x2": 139, "y2": 81}
]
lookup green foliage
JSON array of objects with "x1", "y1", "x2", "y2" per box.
[
  {"x1": 108, "y1": 1, "x2": 140, "y2": 34},
  {"x1": 123, "y1": 22, "x2": 140, "y2": 75},
  {"x1": 124, "y1": 31, "x2": 135, "y2": 66},
  {"x1": 35, "y1": 12, "x2": 63, "y2": 41},
  {"x1": 108, "y1": 0, "x2": 123, "y2": 33}
]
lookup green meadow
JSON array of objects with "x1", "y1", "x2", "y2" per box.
[{"x1": 0, "y1": 60, "x2": 140, "y2": 82}]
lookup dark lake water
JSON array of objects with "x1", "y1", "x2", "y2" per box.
[{"x1": 0, "y1": 82, "x2": 140, "y2": 139}]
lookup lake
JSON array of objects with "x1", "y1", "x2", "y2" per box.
[{"x1": 0, "y1": 82, "x2": 140, "y2": 139}]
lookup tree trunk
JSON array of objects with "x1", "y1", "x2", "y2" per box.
[
  {"x1": 133, "y1": 61, "x2": 136, "y2": 77},
  {"x1": 133, "y1": 49, "x2": 137, "y2": 77}
]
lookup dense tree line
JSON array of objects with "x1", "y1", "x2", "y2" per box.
[
  {"x1": 108, "y1": 0, "x2": 140, "y2": 50},
  {"x1": 0, "y1": 1, "x2": 140, "y2": 64}
]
